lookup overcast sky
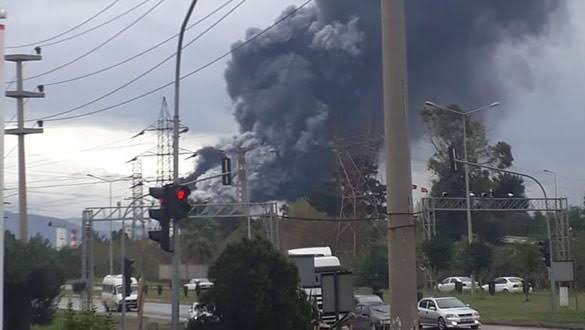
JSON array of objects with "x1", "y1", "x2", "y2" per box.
[{"x1": 2, "y1": 0, "x2": 584, "y2": 219}]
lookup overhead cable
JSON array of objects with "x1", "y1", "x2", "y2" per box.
[
  {"x1": 7, "y1": 0, "x2": 122, "y2": 49},
  {"x1": 36, "y1": 0, "x2": 250, "y2": 121},
  {"x1": 18, "y1": 0, "x2": 166, "y2": 83},
  {"x1": 37, "y1": 0, "x2": 313, "y2": 123},
  {"x1": 44, "y1": 0, "x2": 239, "y2": 87}
]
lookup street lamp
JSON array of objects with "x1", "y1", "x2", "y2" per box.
[
  {"x1": 543, "y1": 169, "x2": 558, "y2": 199},
  {"x1": 87, "y1": 173, "x2": 131, "y2": 275},
  {"x1": 424, "y1": 101, "x2": 500, "y2": 245}
]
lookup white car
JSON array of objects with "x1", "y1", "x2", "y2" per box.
[
  {"x1": 480, "y1": 277, "x2": 529, "y2": 293},
  {"x1": 184, "y1": 278, "x2": 214, "y2": 291},
  {"x1": 418, "y1": 297, "x2": 480, "y2": 329},
  {"x1": 437, "y1": 277, "x2": 479, "y2": 292}
]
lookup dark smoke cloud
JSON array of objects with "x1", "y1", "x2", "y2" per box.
[
  {"x1": 192, "y1": 0, "x2": 563, "y2": 202},
  {"x1": 188, "y1": 146, "x2": 226, "y2": 181}
]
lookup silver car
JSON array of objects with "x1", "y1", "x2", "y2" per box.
[{"x1": 418, "y1": 297, "x2": 480, "y2": 329}]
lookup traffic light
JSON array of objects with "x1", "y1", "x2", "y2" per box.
[
  {"x1": 448, "y1": 146, "x2": 459, "y2": 173},
  {"x1": 222, "y1": 157, "x2": 232, "y2": 185},
  {"x1": 537, "y1": 239, "x2": 551, "y2": 267},
  {"x1": 168, "y1": 184, "x2": 192, "y2": 220},
  {"x1": 123, "y1": 257, "x2": 134, "y2": 298},
  {"x1": 148, "y1": 185, "x2": 172, "y2": 252}
]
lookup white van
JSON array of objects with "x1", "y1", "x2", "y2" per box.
[{"x1": 101, "y1": 275, "x2": 138, "y2": 312}]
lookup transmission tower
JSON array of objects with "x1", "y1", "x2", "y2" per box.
[
  {"x1": 333, "y1": 134, "x2": 385, "y2": 256},
  {"x1": 130, "y1": 158, "x2": 145, "y2": 239},
  {"x1": 155, "y1": 97, "x2": 173, "y2": 186}
]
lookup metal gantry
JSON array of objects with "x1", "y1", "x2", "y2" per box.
[
  {"x1": 79, "y1": 201, "x2": 279, "y2": 310},
  {"x1": 420, "y1": 197, "x2": 570, "y2": 260}
]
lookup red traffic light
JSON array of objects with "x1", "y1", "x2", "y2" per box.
[{"x1": 176, "y1": 188, "x2": 187, "y2": 201}]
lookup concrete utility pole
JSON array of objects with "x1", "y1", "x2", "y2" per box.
[
  {"x1": 0, "y1": 9, "x2": 7, "y2": 329},
  {"x1": 381, "y1": 0, "x2": 418, "y2": 328},
  {"x1": 120, "y1": 202, "x2": 127, "y2": 330},
  {"x1": 172, "y1": 1, "x2": 198, "y2": 329},
  {"x1": 5, "y1": 51, "x2": 45, "y2": 242},
  {"x1": 236, "y1": 147, "x2": 251, "y2": 239}
]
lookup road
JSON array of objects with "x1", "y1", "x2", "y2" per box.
[
  {"x1": 59, "y1": 297, "x2": 191, "y2": 321},
  {"x1": 60, "y1": 298, "x2": 567, "y2": 330},
  {"x1": 483, "y1": 327, "x2": 566, "y2": 330}
]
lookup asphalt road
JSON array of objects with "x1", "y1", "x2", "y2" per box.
[
  {"x1": 60, "y1": 298, "x2": 567, "y2": 329},
  {"x1": 59, "y1": 297, "x2": 191, "y2": 321},
  {"x1": 482, "y1": 327, "x2": 566, "y2": 330}
]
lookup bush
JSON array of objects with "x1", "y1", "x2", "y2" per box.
[{"x1": 203, "y1": 238, "x2": 312, "y2": 330}]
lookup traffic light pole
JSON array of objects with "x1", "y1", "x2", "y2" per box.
[{"x1": 172, "y1": 1, "x2": 198, "y2": 329}]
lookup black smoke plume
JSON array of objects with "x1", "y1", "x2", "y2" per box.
[{"x1": 191, "y1": 0, "x2": 563, "y2": 202}]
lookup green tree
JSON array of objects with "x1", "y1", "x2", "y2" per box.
[
  {"x1": 421, "y1": 104, "x2": 525, "y2": 240},
  {"x1": 204, "y1": 238, "x2": 312, "y2": 330},
  {"x1": 182, "y1": 219, "x2": 220, "y2": 265},
  {"x1": 5, "y1": 233, "x2": 65, "y2": 329},
  {"x1": 357, "y1": 245, "x2": 388, "y2": 290},
  {"x1": 422, "y1": 237, "x2": 453, "y2": 274},
  {"x1": 461, "y1": 241, "x2": 493, "y2": 276}
]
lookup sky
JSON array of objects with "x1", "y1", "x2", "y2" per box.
[{"x1": 1, "y1": 0, "x2": 584, "y2": 219}]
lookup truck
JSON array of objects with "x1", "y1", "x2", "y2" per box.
[{"x1": 288, "y1": 247, "x2": 344, "y2": 328}]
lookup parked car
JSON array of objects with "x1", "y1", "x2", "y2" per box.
[
  {"x1": 353, "y1": 295, "x2": 391, "y2": 330},
  {"x1": 437, "y1": 277, "x2": 479, "y2": 292},
  {"x1": 184, "y1": 278, "x2": 214, "y2": 291},
  {"x1": 418, "y1": 297, "x2": 480, "y2": 329},
  {"x1": 480, "y1": 277, "x2": 531, "y2": 293}
]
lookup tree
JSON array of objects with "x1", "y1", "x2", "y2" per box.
[
  {"x1": 422, "y1": 237, "x2": 453, "y2": 274},
  {"x1": 461, "y1": 241, "x2": 493, "y2": 276},
  {"x1": 182, "y1": 219, "x2": 220, "y2": 265},
  {"x1": 357, "y1": 244, "x2": 388, "y2": 290},
  {"x1": 421, "y1": 104, "x2": 526, "y2": 240},
  {"x1": 204, "y1": 238, "x2": 312, "y2": 330},
  {"x1": 5, "y1": 233, "x2": 65, "y2": 329}
]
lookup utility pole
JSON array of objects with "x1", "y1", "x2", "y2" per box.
[
  {"x1": 0, "y1": 9, "x2": 7, "y2": 329},
  {"x1": 5, "y1": 50, "x2": 44, "y2": 242},
  {"x1": 120, "y1": 202, "x2": 126, "y2": 330},
  {"x1": 381, "y1": 0, "x2": 418, "y2": 328},
  {"x1": 172, "y1": 1, "x2": 198, "y2": 329},
  {"x1": 236, "y1": 147, "x2": 251, "y2": 239}
]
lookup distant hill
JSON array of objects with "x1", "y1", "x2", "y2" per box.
[{"x1": 4, "y1": 211, "x2": 80, "y2": 247}]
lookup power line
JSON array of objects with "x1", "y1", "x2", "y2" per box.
[
  {"x1": 19, "y1": 0, "x2": 166, "y2": 82},
  {"x1": 37, "y1": 0, "x2": 314, "y2": 123},
  {"x1": 35, "y1": 0, "x2": 250, "y2": 122},
  {"x1": 44, "y1": 0, "x2": 239, "y2": 87},
  {"x1": 19, "y1": 0, "x2": 153, "y2": 50},
  {"x1": 6, "y1": 0, "x2": 122, "y2": 49}
]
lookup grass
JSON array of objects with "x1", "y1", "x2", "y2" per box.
[
  {"x1": 32, "y1": 311, "x2": 172, "y2": 330},
  {"x1": 356, "y1": 287, "x2": 585, "y2": 327},
  {"x1": 143, "y1": 286, "x2": 198, "y2": 304}
]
